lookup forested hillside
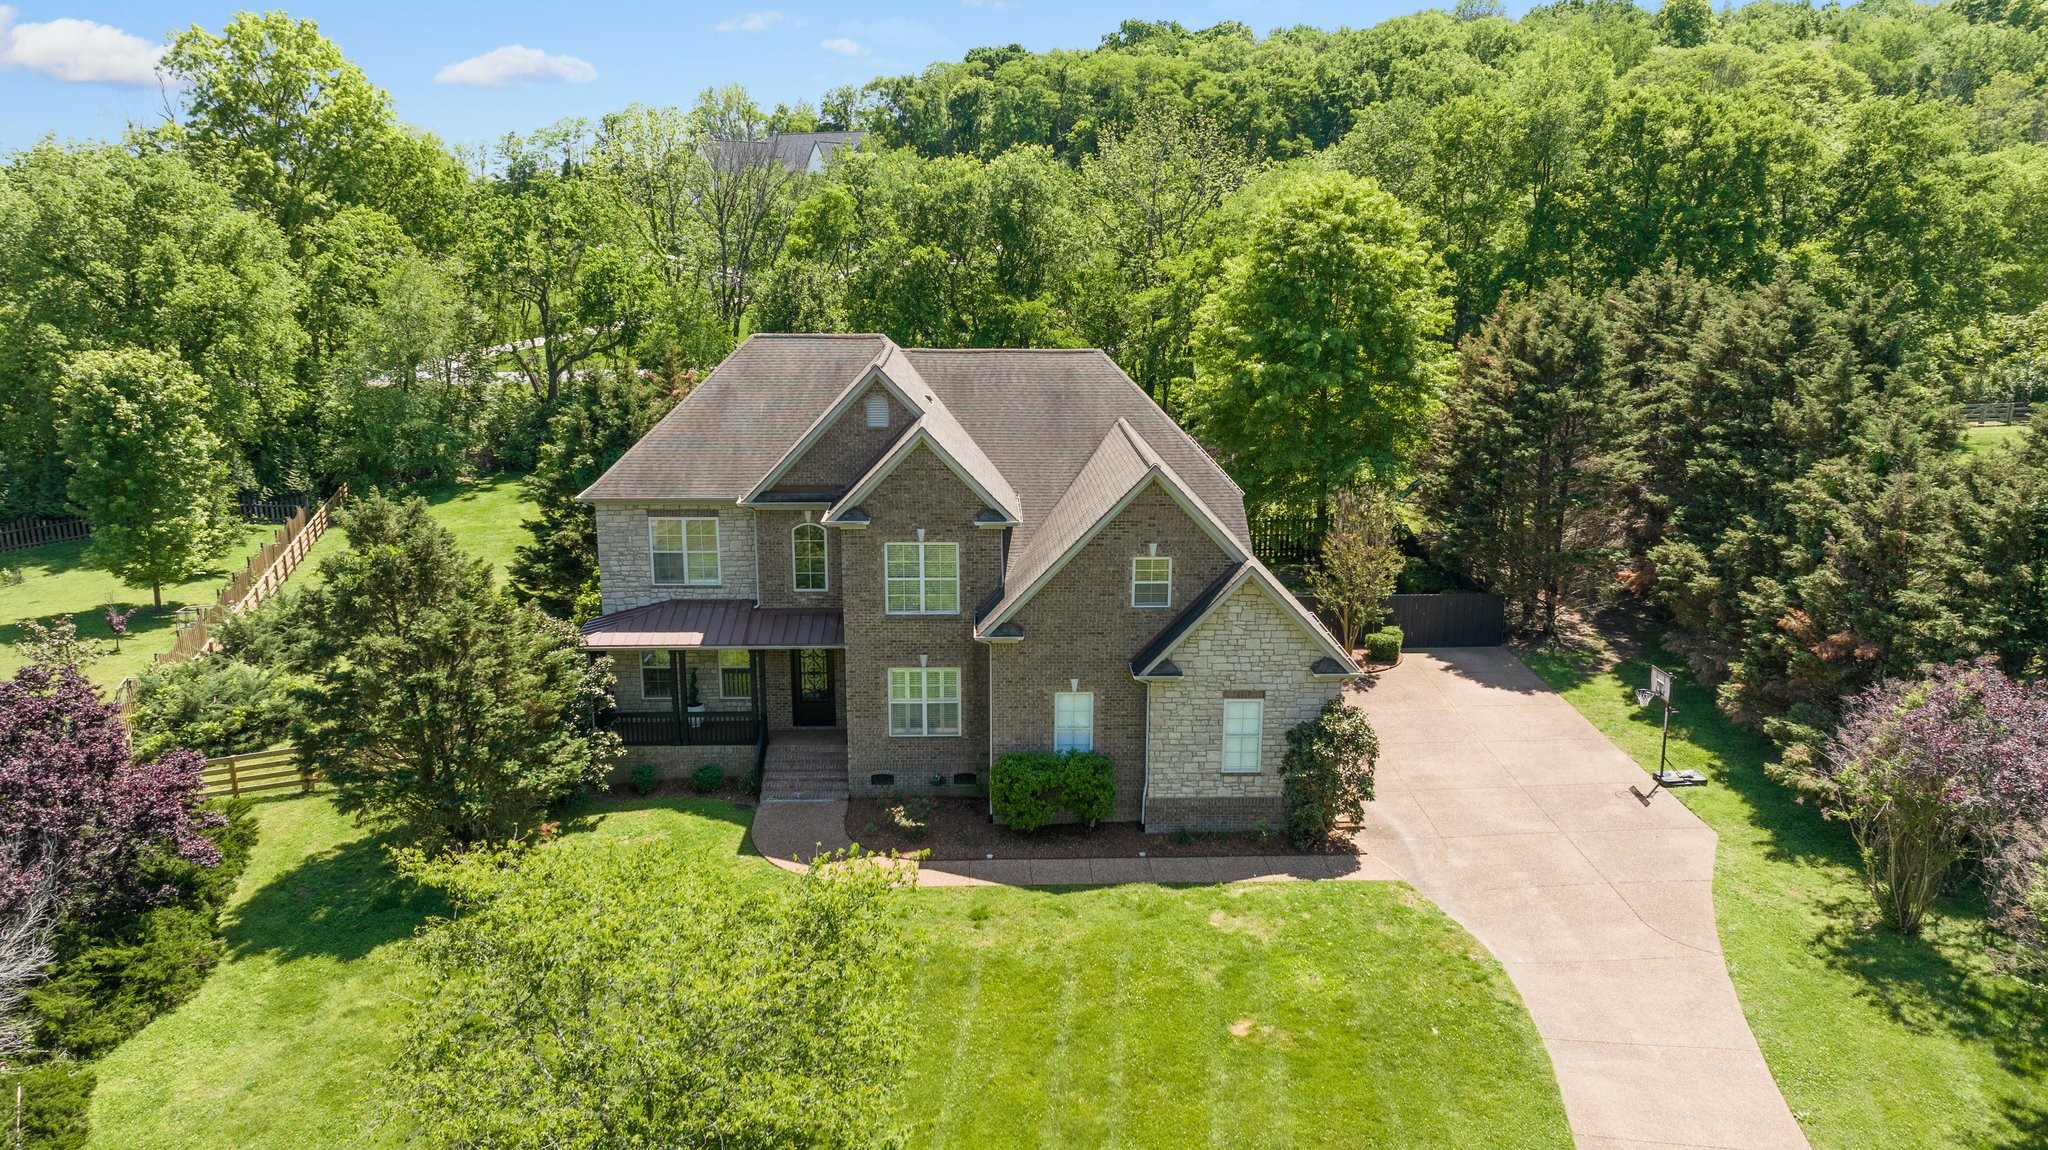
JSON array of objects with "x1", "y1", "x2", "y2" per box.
[{"x1": 4, "y1": 0, "x2": 2047, "y2": 747}]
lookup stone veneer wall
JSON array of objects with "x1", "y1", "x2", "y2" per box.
[
  {"x1": 594, "y1": 503, "x2": 757, "y2": 614},
  {"x1": 990, "y1": 481, "x2": 1237, "y2": 823},
  {"x1": 839, "y1": 441, "x2": 1004, "y2": 796},
  {"x1": 753, "y1": 509, "x2": 844, "y2": 610},
  {"x1": 1143, "y1": 581, "x2": 1344, "y2": 832}
]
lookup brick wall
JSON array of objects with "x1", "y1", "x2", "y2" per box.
[
  {"x1": 840, "y1": 441, "x2": 1004, "y2": 795},
  {"x1": 1143, "y1": 581, "x2": 1344, "y2": 832},
  {"x1": 991, "y1": 481, "x2": 1238, "y2": 822},
  {"x1": 614, "y1": 744, "x2": 755, "y2": 784},
  {"x1": 773, "y1": 383, "x2": 909, "y2": 495},
  {"x1": 753, "y1": 509, "x2": 843, "y2": 610},
  {"x1": 595, "y1": 503, "x2": 757, "y2": 613}
]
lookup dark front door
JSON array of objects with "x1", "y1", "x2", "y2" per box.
[{"x1": 792, "y1": 648, "x2": 835, "y2": 727}]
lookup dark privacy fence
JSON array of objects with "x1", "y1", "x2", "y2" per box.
[{"x1": 1386, "y1": 594, "x2": 1506, "y2": 648}]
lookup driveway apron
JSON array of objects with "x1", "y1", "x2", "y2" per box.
[{"x1": 1351, "y1": 649, "x2": 1809, "y2": 1150}]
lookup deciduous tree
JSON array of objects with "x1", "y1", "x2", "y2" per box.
[
  {"x1": 56, "y1": 348, "x2": 238, "y2": 609},
  {"x1": 1188, "y1": 170, "x2": 1453, "y2": 508}
]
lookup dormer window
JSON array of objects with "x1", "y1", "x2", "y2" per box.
[
  {"x1": 865, "y1": 393, "x2": 889, "y2": 428},
  {"x1": 1132, "y1": 556, "x2": 1172, "y2": 608}
]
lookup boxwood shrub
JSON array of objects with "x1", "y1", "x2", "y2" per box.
[
  {"x1": 1363, "y1": 626, "x2": 1403, "y2": 664},
  {"x1": 990, "y1": 751, "x2": 1115, "y2": 831}
]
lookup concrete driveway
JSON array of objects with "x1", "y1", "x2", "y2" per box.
[{"x1": 1351, "y1": 649, "x2": 1809, "y2": 1150}]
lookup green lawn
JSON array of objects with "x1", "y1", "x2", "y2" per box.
[
  {"x1": 91, "y1": 795, "x2": 1571, "y2": 1150},
  {"x1": 0, "y1": 521, "x2": 289, "y2": 688},
  {"x1": 1523, "y1": 644, "x2": 2048, "y2": 1150},
  {"x1": 1962, "y1": 422, "x2": 2029, "y2": 453}
]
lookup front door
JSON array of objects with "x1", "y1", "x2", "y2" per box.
[{"x1": 792, "y1": 648, "x2": 835, "y2": 727}]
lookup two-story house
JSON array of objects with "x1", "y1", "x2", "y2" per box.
[{"x1": 578, "y1": 334, "x2": 1358, "y2": 832}]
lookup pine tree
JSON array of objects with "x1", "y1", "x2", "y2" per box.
[
  {"x1": 1422, "y1": 284, "x2": 1627, "y2": 634},
  {"x1": 510, "y1": 370, "x2": 683, "y2": 620}
]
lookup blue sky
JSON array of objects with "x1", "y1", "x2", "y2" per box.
[{"x1": 0, "y1": 1, "x2": 1534, "y2": 151}]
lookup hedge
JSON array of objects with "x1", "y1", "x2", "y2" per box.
[
  {"x1": 1363, "y1": 626, "x2": 1403, "y2": 664},
  {"x1": 989, "y1": 751, "x2": 1115, "y2": 831}
]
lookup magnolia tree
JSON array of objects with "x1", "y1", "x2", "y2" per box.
[
  {"x1": 1814, "y1": 660, "x2": 2048, "y2": 937},
  {"x1": 0, "y1": 664, "x2": 222, "y2": 923}
]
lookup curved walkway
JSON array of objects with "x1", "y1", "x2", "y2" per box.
[{"x1": 1350, "y1": 649, "x2": 1807, "y2": 1150}]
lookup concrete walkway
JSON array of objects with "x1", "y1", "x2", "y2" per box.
[{"x1": 1352, "y1": 649, "x2": 1807, "y2": 1150}]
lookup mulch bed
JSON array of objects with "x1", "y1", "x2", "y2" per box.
[{"x1": 845, "y1": 796, "x2": 1359, "y2": 860}]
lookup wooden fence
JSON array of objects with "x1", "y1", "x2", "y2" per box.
[
  {"x1": 1385, "y1": 593, "x2": 1507, "y2": 648},
  {"x1": 201, "y1": 747, "x2": 320, "y2": 800},
  {"x1": 238, "y1": 495, "x2": 313, "y2": 523},
  {"x1": 1963, "y1": 400, "x2": 2033, "y2": 425},
  {"x1": 156, "y1": 484, "x2": 347, "y2": 666},
  {"x1": 1247, "y1": 507, "x2": 1325, "y2": 567},
  {"x1": 0, "y1": 516, "x2": 89, "y2": 555}
]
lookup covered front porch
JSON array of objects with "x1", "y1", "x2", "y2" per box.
[{"x1": 580, "y1": 598, "x2": 846, "y2": 749}]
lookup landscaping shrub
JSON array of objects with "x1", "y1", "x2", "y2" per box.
[
  {"x1": 630, "y1": 763, "x2": 658, "y2": 796},
  {"x1": 129, "y1": 657, "x2": 301, "y2": 759},
  {"x1": 1281, "y1": 700, "x2": 1379, "y2": 849},
  {"x1": 689, "y1": 764, "x2": 723, "y2": 794},
  {"x1": 989, "y1": 752, "x2": 1114, "y2": 831},
  {"x1": 1363, "y1": 626, "x2": 1403, "y2": 664},
  {"x1": 0, "y1": 1062, "x2": 95, "y2": 1150},
  {"x1": 1788, "y1": 659, "x2": 2048, "y2": 937},
  {"x1": 30, "y1": 798, "x2": 255, "y2": 1058}
]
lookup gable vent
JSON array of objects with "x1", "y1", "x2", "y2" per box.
[{"x1": 865, "y1": 394, "x2": 888, "y2": 428}]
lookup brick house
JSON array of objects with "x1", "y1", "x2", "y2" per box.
[{"x1": 578, "y1": 334, "x2": 1357, "y2": 831}]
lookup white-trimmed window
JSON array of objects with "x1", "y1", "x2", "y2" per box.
[
  {"x1": 640, "y1": 652, "x2": 674, "y2": 700},
  {"x1": 1222, "y1": 698, "x2": 1264, "y2": 773},
  {"x1": 651, "y1": 516, "x2": 720, "y2": 585},
  {"x1": 793, "y1": 522, "x2": 829, "y2": 592},
  {"x1": 889, "y1": 667, "x2": 961, "y2": 736},
  {"x1": 885, "y1": 541, "x2": 959, "y2": 614},
  {"x1": 718, "y1": 650, "x2": 752, "y2": 699},
  {"x1": 1053, "y1": 691, "x2": 1094, "y2": 753},
  {"x1": 865, "y1": 393, "x2": 889, "y2": 428},
  {"x1": 1132, "y1": 556, "x2": 1172, "y2": 608}
]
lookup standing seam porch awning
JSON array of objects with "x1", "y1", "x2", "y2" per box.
[{"x1": 579, "y1": 598, "x2": 844, "y2": 649}]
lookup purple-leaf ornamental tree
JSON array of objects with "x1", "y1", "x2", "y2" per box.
[
  {"x1": 0, "y1": 663, "x2": 221, "y2": 921},
  {"x1": 1821, "y1": 659, "x2": 2048, "y2": 937}
]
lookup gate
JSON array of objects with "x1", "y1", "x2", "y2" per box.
[{"x1": 1386, "y1": 594, "x2": 1505, "y2": 648}]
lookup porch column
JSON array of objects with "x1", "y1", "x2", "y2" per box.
[
  {"x1": 751, "y1": 649, "x2": 766, "y2": 730},
  {"x1": 669, "y1": 649, "x2": 686, "y2": 745}
]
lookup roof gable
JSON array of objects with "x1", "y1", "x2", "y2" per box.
[
  {"x1": 744, "y1": 354, "x2": 925, "y2": 501},
  {"x1": 1130, "y1": 561, "x2": 1357, "y2": 679}
]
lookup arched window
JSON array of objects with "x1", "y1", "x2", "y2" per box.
[{"x1": 793, "y1": 523, "x2": 829, "y2": 592}]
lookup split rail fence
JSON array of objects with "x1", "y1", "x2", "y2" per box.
[
  {"x1": 201, "y1": 748, "x2": 321, "y2": 800},
  {"x1": 156, "y1": 485, "x2": 347, "y2": 666}
]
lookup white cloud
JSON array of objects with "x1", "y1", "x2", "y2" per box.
[
  {"x1": 715, "y1": 10, "x2": 805, "y2": 32},
  {"x1": 434, "y1": 44, "x2": 596, "y2": 87},
  {"x1": 819, "y1": 37, "x2": 868, "y2": 56},
  {"x1": 0, "y1": 7, "x2": 162, "y2": 86}
]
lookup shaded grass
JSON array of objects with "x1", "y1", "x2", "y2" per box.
[
  {"x1": 898, "y1": 881, "x2": 1570, "y2": 1150},
  {"x1": 1522, "y1": 643, "x2": 2048, "y2": 1150},
  {"x1": 90, "y1": 794, "x2": 1572, "y2": 1149},
  {"x1": 0, "y1": 521, "x2": 288, "y2": 688},
  {"x1": 85, "y1": 795, "x2": 753, "y2": 1150}
]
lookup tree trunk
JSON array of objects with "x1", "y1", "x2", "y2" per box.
[{"x1": 152, "y1": 582, "x2": 162, "y2": 610}]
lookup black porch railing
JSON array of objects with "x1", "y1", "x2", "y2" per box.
[{"x1": 611, "y1": 710, "x2": 763, "y2": 747}]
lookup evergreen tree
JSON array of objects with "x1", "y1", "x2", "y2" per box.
[
  {"x1": 1422, "y1": 284, "x2": 1627, "y2": 634},
  {"x1": 56, "y1": 349, "x2": 238, "y2": 609},
  {"x1": 511, "y1": 371, "x2": 684, "y2": 620},
  {"x1": 295, "y1": 494, "x2": 614, "y2": 845}
]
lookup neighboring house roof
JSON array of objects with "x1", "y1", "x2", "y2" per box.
[
  {"x1": 1129, "y1": 561, "x2": 1357, "y2": 680},
  {"x1": 704, "y1": 131, "x2": 865, "y2": 174},
  {"x1": 579, "y1": 598, "x2": 844, "y2": 649}
]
